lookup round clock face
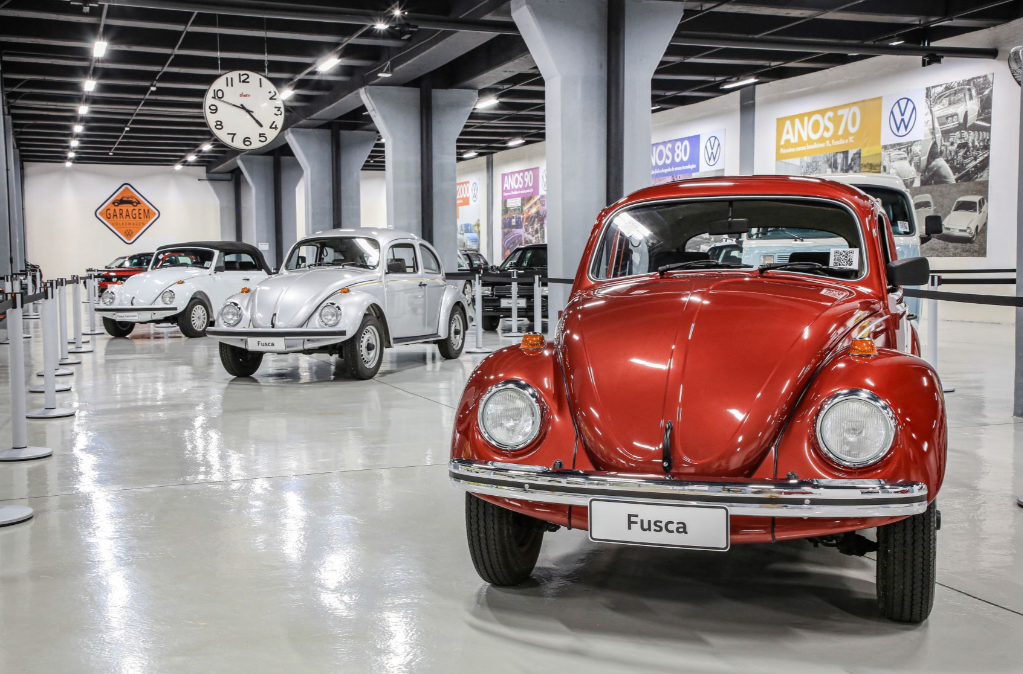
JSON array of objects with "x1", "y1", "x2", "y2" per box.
[{"x1": 203, "y1": 70, "x2": 283, "y2": 151}]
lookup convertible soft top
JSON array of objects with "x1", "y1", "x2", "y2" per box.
[{"x1": 154, "y1": 240, "x2": 271, "y2": 274}]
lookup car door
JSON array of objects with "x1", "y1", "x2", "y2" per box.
[
  {"x1": 419, "y1": 244, "x2": 446, "y2": 333},
  {"x1": 214, "y1": 252, "x2": 264, "y2": 308},
  {"x1": 384, "y1": 242, "x2": 427, "y2": 338}
]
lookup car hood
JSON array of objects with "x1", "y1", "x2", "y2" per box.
[
  {"x1": 247, "y1": 267, "x2": 378, "y2": 328},
  {"x1": 558, "y1": 274, "x2": 879, "y2": 478},
  {"x1": 944, "y1": 211, "x2": 977, "y2": 226},
  {"x1": 118, "y1": 267, "x2": 207, "y2": 305}
]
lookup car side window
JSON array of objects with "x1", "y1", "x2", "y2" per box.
[
  {"x1": 388, "y1": 244, "x2": 418, "y2": 273},
  {"x1": 420, "y1": 246, "x2": 442, "y2": 274},
  {"x1": 879, "y1": 215, "x2": 893, "y2": 264},
  {"x1": 222, "y1": 253, "x2": 261, "y2": 272}
]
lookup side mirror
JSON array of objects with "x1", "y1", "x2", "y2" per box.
[
  {"x1": 887, "y1": 257, "x2": 929, "y2": 287},
  {"x1": 924, "y1": 214, "x2": 943, "y2": 236},
  {"x1": 386, "y1": 259, "x2": 406, "y2": 274}
]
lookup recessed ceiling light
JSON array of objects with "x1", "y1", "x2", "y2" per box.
[
  {"x1": 475, "y1": 97, "x2": 499, "y2": 109},
  {"x1": 377, "y1": 61, "x2": 393, "y2": 78},
  {"x1": 651, "y1": 105, "x2": 661, "y2": 111},
  {"x1": 374, "y1": 22, "x2": 389, "y2": 30},
  {"x1": 186, "y1": 154, "x2": 196, "y2": 162},
  {"x1": 392, "y1": 8, "x2": 404, "y2": 17},
  {"x1": 78, "y1": 105, "x2": 89, "y2": 114},
  {"x1": 720, "y1": 76, "x2": 758, "y2": 90},
  {"x1": 71, "y1": 139, "x2": 79, "y2": 147},
  {"x1": 462, "y1": 150, "x2": 478, "y2": 159},
  {"x1": 316, "y1": 57, "x2": 341, "y2": 73},
  {"x1": 84, "y1": 79, "x2": 96, "y2": 91},
  {"x1": 67, "y1": 151, "x2": 75, "y2": 158},
  {"x1": 201, "y1": 144, "x2": 212, "y2": 151},
  {"x1": 507, "y1": 138, "x2": 525, "y2": 147},
  {"x1": 125, "y1": 126, "x2": 130, "y2": 130},
  {"x1": 889, "y1": 40, "x2": 904, "y2": 46},
  {"x1": 65, "y1": 161, "x2": 72, "y2": 167},
  {"x1": 73, "y1": 124, "x2": 84, "y2": 133},
  {"x1": 93, "y1": 40, "x2": 108, "y2": 57},
  {"x1": 280, "y1": 88, "x2": 295, "y2": 100}
]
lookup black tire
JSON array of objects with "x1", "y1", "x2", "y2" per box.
[
  {"x1": 876, "y1": 502, "x2": 937, "y2": 623},
  {"x1": 437, "y1": 306, "x2": 466, "y2": 360},
  {"x1": 178, "y1": 297, "x2": 210, "y2": 338},
  {"x1": 218, "y1": 342, "x2": 263, "y2": 377},
  {"x1": 464, "y1": 493, "x2": 544, "y2": 586},
  {"x1": 103, "y1": 317, "x2": 134, "y2": 338},
  {"x1": 342, "y1": 314, "x2": 384, "y2": 380},
  {"x1": 481, "y1": 315, "x2": 501, "y2": 331}
]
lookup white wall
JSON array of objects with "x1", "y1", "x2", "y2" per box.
[
  {"x1": 359, "y1": 170, "x2": 387, "y2": 228},
  {"x1": 24, "y1": 163, "x2": 221, "y2": 278},
  {"x1": 455, "y1": 156, "x2": 488, "y2": 259}
]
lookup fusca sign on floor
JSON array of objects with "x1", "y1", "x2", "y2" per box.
[{"x1": 94, "y1": 183, "x2": 160, "y2": 244}]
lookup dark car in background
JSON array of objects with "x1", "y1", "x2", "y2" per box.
[
  {"x1": 480, "y1": 244, "x2": 547, "y2": 331},
  {"x1": 97, "y1": 252, "x2": 154, "y2": 290},
  {"x1": 457, "y1": 250, "x2": 489, "y2": 305}
]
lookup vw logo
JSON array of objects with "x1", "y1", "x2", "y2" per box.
[
  {"x1": 703, "y1": 136, "x2": 721, "y2": 167},
  {"x1": 470, "y1": 181, "x2": 479, "y2": 203},
  {"x1": 888, "y1": 97, "x2": 917, "y2": 137},
  {"x1": 540, "y1": 168, "x2": 547, "y2": 193}
]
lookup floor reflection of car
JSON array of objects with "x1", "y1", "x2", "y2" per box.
[
  {"x1": 932, "y1": 85, "x2": 979, "y2": 131},
  {"x1": 458, "y1": 223, "x2": 480, "y2": 251},
  {"x1": 481, "y1": 244, "x2": 547, "y2": 331},
  {"x1": 914, "y1": 194, "x2": 935, "y2": 221},
  {"x1": 457, "y1": 250, "x2": 489, "y2": 306},
  {"x1": 942, "y1": 195, "x2": 987, "y2": 242},
  {"x1": 111, "y1": 196, "x2": 141, "y2": 207},
  {"x1": 97, "y1": 252, "x2": 154, "y2": 290}
]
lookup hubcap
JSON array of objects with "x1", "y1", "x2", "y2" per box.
[
  {"x1": 450, "y1": 313, "x2": 464, "y2": 350},
  {"x1": 360, "y1": 325, "x2": 380, "y2": 367},
  {"x1": 191, "y1": 304, "x2": 208, "y2": 331}
]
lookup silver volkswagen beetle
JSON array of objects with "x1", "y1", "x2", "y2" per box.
[{"x1": 207, "y1": 228, "x2": 469, "y2": 379}]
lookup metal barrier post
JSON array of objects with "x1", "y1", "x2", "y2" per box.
[
  {"x1": 24, "y1": 270, "x2": 39, "y2": 320},
  {"x1": 533, "y1": 274, "x2": 543, "y2": 332},
  {"x1": 58, "y1": 279, "x2": 81, "y2": 366},
  {"x1": 466, "y1": 270, "x2": 492, "y2": 354},
  {"x1": 926, "y1": 274, "x2": 939, "y2": 368},
  {"x1": 68, "y1": 276, "x2": 92, "y2": 353},
  {"x1": 27, "y1": 282, "x2": 76, "y2": 419},
  {"x1": 0, "y1": 292, "x2": 53, "y2": 463},
  {"x1": 506, "y1": 270, "x2": 523, "y2": 337},
  {"x1": 84, "y1": 273, "x2": 103, "y2": 335}
]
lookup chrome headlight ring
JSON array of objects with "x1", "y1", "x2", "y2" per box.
[
  {"x1": 318, "y1": 301, "x2": 342, "y2": 328},
  {"x1": 477, "y1": 380, "x2": 545, "y2": 451},
  {"x1": 101, "y1": 290, "x2": 116, "y2": 306},
  {"x1": 815, "y1": 389, "x2": 896, "y2": 469},
  {"x1": 160, "y1": 289, "x2": 176, "y2": 305},
  {"x1": 219, "y1": 302, "x2": 243, "y2": 327}
]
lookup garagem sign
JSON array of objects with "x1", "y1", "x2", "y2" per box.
[{"x1": 94, "y1": 183, "x2": 160, "y2": 244}]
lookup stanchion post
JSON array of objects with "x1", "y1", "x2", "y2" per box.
[
  {"x1": 27, "y1": 282, "x2": 76, "y2": 419},
  {"x1": 466, "y1": 270, "x2": 492, "y2": 354},
  {"x1": 533, "y1": 274, "x2": 543, "y2": 332},
  {"x1": 507, "y1": 270, "x2": 523, "y2": 337},
  {"x1": 68, "y1": 276, "x2": 93, "y2": 353},
  {"x1": 0, "y1": 292, "x2": 53, "y2": 462},
  {"x1": 84, "y1": 272, "x2": 102, "y2": 335},
  {"x1": 58, "y1": 279, "x2": 81, "y2": 366},
  {"x1": 926, "y1": 274, "x2": 939, "y2": 368}
]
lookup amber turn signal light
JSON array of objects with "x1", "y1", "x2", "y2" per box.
[
  {"x1": 521, "y1": 332, "x2": 545, "y2": 351},
  {"x1": 850, "y1": 338, "x2": 877, "y2": 357},
  {"x1": 240, "y1": 287, "x2": 250, "y2": 294},
  {"x1": 176, "y1": 280, "x2": 184, "y2": 285},
  {"x1": 340, "y1": 287, "x2": 350, "y2": 294}
]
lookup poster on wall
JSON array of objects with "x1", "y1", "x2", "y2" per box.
[
  {"x1": 650, "y1": 130, "x2": 726, "y2": 184},
  {"x1": 500, "y1": 167, "x2": 547, "y2": 259},
  {"x1": 774, "y1": 73, "x2": 992, "y2": 258},
  {"x1": 94, "y1": 183, "x2": 160, "y2": 244},
  {"x1": 456, "y1": 179, "x2": 481, "y2": 251}
]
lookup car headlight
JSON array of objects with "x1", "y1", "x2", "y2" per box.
[
  {"x1": 161, "y1": 289, "x2": 175, "y2": 305},
  {"x1": 318, "y1": 302, "x2": 341, "y2": 327},
  {"x1": 482, "y1": 286, "x2": 495, "y2": 296},
  {"x1": 219, "y1": 302, "x2": 242, "y2": 327},
  {"x1": 478, "y1": 381, "x2": 543, "y2": 450},
  {"x1": 101, "y1": 290, "x2": 116, "y2": 306},
  {"x1": 761, "y1": 254, "x2": 775, "y2": 265},
  {"x1": 816, "y1": 390, "x2": 895, "y2": 468}
]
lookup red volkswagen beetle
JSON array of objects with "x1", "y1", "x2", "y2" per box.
[{"x1": 450, "y1": 176, "x2": 944, "y2": 623}]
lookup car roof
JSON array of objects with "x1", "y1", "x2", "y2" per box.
[
  {"x1": 955, "y1": 195, "x2": 983, "y2": 201},
  {"x1": 813, "y1": 173, "x2": 907, "y2": 191},
  {"x1": 154, "y1": 241, "x2": 271, "y2": 273}
]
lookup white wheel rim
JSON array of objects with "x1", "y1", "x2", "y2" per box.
[
  {"x1": 360, "y1": 325, "x2": 380, "y2": 367},
  {"x1": 450, "y1": 313, "x2": 464, "y2": 350},
  {"x1": 191, "y1": 304, "x2": 208, "y2": 331}
]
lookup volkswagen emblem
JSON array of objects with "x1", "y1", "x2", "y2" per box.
[
  {"x1": 470, "y1": 181, "x2": 479, "y2": 203},
  {"x1": 703, "y1": 135, "x2": 721, "y2": 167},
  {"x1": 888, "y1": 97, "x2": 917, "y2": 137}
]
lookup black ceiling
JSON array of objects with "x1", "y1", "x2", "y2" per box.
[{"x1": 1, "y1": 0, "x2": 1018, "y2": 170}]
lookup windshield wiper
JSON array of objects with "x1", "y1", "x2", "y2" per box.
[
  {"x1": 658, "y1": 260, "x2": 753, "y2": 277},
  {"x1": 758, "y1": 261, "x2": 846, "y2": 276}
]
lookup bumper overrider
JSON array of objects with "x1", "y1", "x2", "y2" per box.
[{"x1": 449, "y1": 459, "x2": 929, "y2": 518}]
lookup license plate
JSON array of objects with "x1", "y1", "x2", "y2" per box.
[
  {"x1": 114, "y1": 312, "x2": 139, "y2": 321},
  {"x1": 247, "y1": 337, "x2": 285, "y2": 351},
  {"x1": 500, "y1": 298, "x2": 527, "y2": 308},
  {"x1": 588, "y1": 499, "x2": 729, "y2": 551}
]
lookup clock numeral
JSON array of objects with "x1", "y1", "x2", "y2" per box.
[
  {"x1": 213, "y1": 88, "x2": 225, "y2": 100},
  {"x1": 270, "y1": 121, "x2": 279, "y2": 130},
  {"x1": 258, "y1": 77, "x2": 263, "y2": 88},
  {"x1": 259, "y1": 133, "x2": 267, "y2": 142},
  {"x1": 226, "y1": 77, "x2": 234, "y2": 88},
  {"x1": 243, "y1": 136, "x2": 253, "y2": 147},
  {"x1": 208, "y1": 103, "x2": 218, "y2": 114},
  {"x1": 274, "y1": 106, "x2": 282, "y2": 116},
  {"x1": 214, "y1": 120, "x2": 224, "y2": 130},
  {"x1": 269, "y1": 91, "x2": 277, "y2": 101},
  {"x1": 228, "y1": 132, "x2": 236, "y2": 143},
  {"x1": 239, "y1": 73, "x2": 250, "y2": 84}
]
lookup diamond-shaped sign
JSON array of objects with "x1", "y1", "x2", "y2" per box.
[{"x1": 94, "y1": 183, "x2": 160, "y2": 244}]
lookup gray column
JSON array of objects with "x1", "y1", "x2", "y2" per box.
[
  {"x1": 208, "y1": 176, "x2": 237, "y2": 241},
  {"x1": 280, "y1": 156, "x2": 302, "y2": 251},
  {"x1": 739, "y1": 85, "x2": 757, "y2": 175},
  {"x1": 360, "y1": 87, "x2": 422, "y2": 235},
  {"x1": 286, "y1": 128, "x2": 333, "y2": 235},
  {"x1": 4, "y1": 114, "x2": 23, "y2": 273},
  {"x1": 1015, "y1": 21, "x2": 1023, "y2": 417},
  {"x1": 512, "y1": 0, "x2": 609, "y2": 335},
  {"x1": 237, "y1": 155, "x2": 276, "y2": 268},
  {"x1": 621, "y1": 0, "x2": 684, "y2": 195},
  {"x1": 338, "y1": 130, "x2": 377, "y2": 228},
  {"x1": 431, "y1": 89, "x2": 477, "y2": 271},
  {"x1": 0, "y1": 110, "x2": 11, "y2": 277},
  {"x1": 10, "y1": 148, "x2": 25, "y2": 272}
]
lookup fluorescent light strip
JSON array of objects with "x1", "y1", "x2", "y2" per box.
[{"x1": 721, "y1": 77, "x2": 758, "y2": 90}]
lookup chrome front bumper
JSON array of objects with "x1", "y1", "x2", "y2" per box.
[
  {"x1": 206, "y1": 326, "x2": 348, "y2": 352},
  {"x1": 450, "y1": 459, "x2": 929, "y2": 518},
  {"x1": 95, "y1": 305, "x2": 180, "y2": 321}
]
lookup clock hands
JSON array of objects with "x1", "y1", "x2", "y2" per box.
[{"x1": 218, "y1": 99, "x2": 264, "y2": 128}]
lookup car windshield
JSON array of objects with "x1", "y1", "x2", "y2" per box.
[
  {"x1": 286, "y1": 237, "x2": 380, "y2": 270},
  {"x1": 953, "y1": 200, "x2": 978, "y2": 212},
  {"x1": 592, "y1": 198, "x2": 865, "y2": 280},
  {"x1": 936, "y1": 90, "x2": 965, "y2": 107},
  {"x1": 501, "y1": 247, "x2": 546, "y2": 270},
  {"x1": 107, "y1": 256, "x2": 127, "y2": 268},
  {"x1": 152, "y1": 248, "x2": 216, "y2": 269},
  {"x1": 856, "y1": 186, "x2": 915, "y2": 236},
  {"x1": 125, "y1": 253, "x2": 151, "y2": 267},
  {"x1": 915, "y1": 199, "x2": 932, "y2": 209}
]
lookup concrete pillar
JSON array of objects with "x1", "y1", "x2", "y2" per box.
[
  {"x1": 280, "y1": 156, "x2": 302, "y2": 252},
  {"x1": 208, "y1": 177, "x2": 237, "y2": 241},
  {"x1": 430, "y1": 89, "x2": 477, "y2": 271},
  {"x1": 512, "y1": 0, "x2": 609, "y2": 335},
  {"x1": 4, "y1": 114, "x2": 25, "y2": 273},
  {"x1": 620, "y1": 1, "x2": 684, "y2": 195},
  {"x1": 338, "y1": 130, "x2": 377, "y2": 228},
  {"x1": 360, "y1": 87, "x2": 422, "y2": 235},
  {"x1": 0, "y1": 110, "x2": 11, "y2": 277},
  {"x1": 237, "y1": 155, "x2": 276, "y2": 268},
  {"x1": 286, "y1": 128, "x2": 333, "y2": 235},
  {"x1": 10, "y1": 148, "x2": 26, "y2": 273},
  {"x1": 739, "y1": 85, "x2": 756, "y2": 175}
]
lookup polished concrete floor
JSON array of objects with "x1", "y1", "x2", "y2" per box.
[{"x1": 0, "y1": 313, "x2": 1021, "y2": 673}]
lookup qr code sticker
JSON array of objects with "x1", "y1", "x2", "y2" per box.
[{"x1": 829, "y1": 248, "x2": 859, "y2": 269}]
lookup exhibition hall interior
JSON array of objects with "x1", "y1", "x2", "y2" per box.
[{"x1": 1, "y1": 0, "x2": 1022, "y2": 671}]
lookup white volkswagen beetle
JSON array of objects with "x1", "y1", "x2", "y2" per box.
[
  {"x1": 96, "y1": 241, "x2": 270, "y2": 338},
  {"x1": 207, "y1": 229, "x2": 469, "y2": 380}
]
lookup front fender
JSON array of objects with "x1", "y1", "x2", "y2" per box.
[
  {"x1": 436, "y1": 285, "x2": 469, "y2": 339},
  {"x1": 333, "y1": 290, "x2": 386, "y2": 344}
]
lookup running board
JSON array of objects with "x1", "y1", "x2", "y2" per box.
[{"x1": 392, "y1": 334, "x2": 441, "y2": 345}]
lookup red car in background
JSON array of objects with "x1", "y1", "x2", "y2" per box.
[
  {"x1": 97, "y1": 252, "x2": 153, "y2": 290},
  {"x1": 450, "y1": 176, "x2": 943, "y2": 623}
]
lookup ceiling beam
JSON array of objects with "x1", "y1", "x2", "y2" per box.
[
  {"x1": 670, "y1": 31, "x2": 999, "y2": 59},
  {"x1": 0, "y1": 55, "x2": 350, "y2": 80},
  {"x1": 701, "y1": 2, "x2": 1007, "y2": 28}
]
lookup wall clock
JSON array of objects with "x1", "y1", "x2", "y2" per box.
[{"x1": 203, "y1": 70, "x2": 283, "y2": 151}]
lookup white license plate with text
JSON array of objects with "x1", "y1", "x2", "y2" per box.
[
  {"x1": 588, "y1": 499, "x2": 729, "y2": 551},
  {"x1": 247, "y1": 337, "x2": 285, "y2": 351},
  {"x1": 500, "y1": 298, "x2": 527, "y2": 308},
  {"x1": 114, "y1": 312, "x2": 139, "y2": 321}
]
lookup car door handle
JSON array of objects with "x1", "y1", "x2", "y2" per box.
[{"x1": 241, "y1": 277, "x2": 250, "y2": 281}]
